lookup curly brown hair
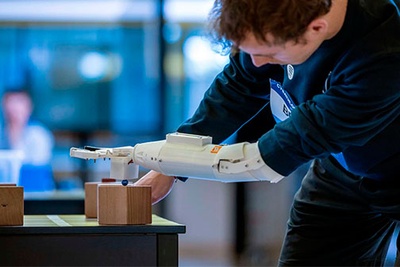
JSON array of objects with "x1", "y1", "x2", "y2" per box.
[{"x1": 208, "y1": 0, "x2": 332, "y2": 53}]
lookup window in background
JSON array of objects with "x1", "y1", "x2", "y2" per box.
[
  {"x1": 182, "y1": 35, "x2": 229, "y2": 118},
  {"x1": 0, "y1": 0, "x2": 162, "y2": 192},
  {"x1": 162, "y1": 0, "x2": 229, "y2": 131}
]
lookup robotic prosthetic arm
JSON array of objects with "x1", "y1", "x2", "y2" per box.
[{"x1": 70, "y1": 132, "x2": 284, "y2": 183}]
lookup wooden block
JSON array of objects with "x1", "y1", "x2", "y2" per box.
[
  {"x1": 0, "y1": 186, "x2": 23, "y2": 226},
  {"x1": 98, "y1": 184, "x2": 151, "y2": 225},
  {"x1": 84, "y1": 179, "x2": 117, "y2": 218},
  {"x1": 84, "y1": 182, "x2": 100, "y2": 218}
]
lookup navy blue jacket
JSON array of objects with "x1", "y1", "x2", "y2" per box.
[{"x1": 178, "y1": 0, "x2": 400, "y2": 180}]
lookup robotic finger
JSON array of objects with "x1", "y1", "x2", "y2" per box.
[{"x1": 70, "y1": 146, "x2": 138, "y2": 185}]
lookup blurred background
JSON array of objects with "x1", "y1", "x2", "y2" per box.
[{"x1": 0, "y1": 0, "x2": 306, "y2": 265}]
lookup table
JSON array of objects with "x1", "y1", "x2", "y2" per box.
[{"x1": 0, "y1": 214, "x2": 185, "y2": 266}]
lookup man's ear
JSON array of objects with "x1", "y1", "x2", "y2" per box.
[{"x1": 307, "y1": 18, "x2": 329, "y2": 37}]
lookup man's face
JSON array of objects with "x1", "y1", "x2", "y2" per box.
[
  {"x1": 2, "y1": 92, "x2": 32, "y2": 125},
  {"x1": 239, "y1": 32, "x2": 323, "y2": 66}
]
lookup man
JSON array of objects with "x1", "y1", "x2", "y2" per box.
[{"x1": 136, "y1": 0, "x2": 400, "y2": 265}]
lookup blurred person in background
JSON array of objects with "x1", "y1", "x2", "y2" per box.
[{"x1": 0, "y1": 88, "x2": 55, "y2": 191}]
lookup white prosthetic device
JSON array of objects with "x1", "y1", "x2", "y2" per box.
[{"x1": 70, "y1": 132, "x2": 284, "y2": 183}]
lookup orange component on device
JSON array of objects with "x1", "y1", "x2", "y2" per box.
[{"x1": 210, "y1": 145, "x2": 222, "y2": 154}]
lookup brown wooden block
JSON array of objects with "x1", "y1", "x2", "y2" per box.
[
  {"x1": 0, "y1": 186, "x2": 23, "y2": 226},
  {"x1": 84, "y1": 179, "x2": 118, "y2": 218},
  {"x1": 98, "y1": 184, "x2": 151, "y2": 225},
  {"x1": 84, "y1": 182, "x2": 100, "y2": 218}
]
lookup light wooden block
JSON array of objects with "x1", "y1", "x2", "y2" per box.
[
  {"x1": 98, "y1": 184, "x2": 151, "y2": 225},
  {"x1": 84, "y1": 179, "x2": 117, "y2": 218},
  {"x1": 0, "y1": 185, "x2": 23, "y2": 226},
  {"x1": 84, "y1": 182, "x2": 100, "y2": 218}
]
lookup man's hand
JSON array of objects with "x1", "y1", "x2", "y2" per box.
[{"x1": 134, "y1": 170, "x2": 175, "y2": 204}]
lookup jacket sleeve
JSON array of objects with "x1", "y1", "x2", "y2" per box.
[
  {"x1": 259, "y1": 50, "x2": 400, "y2": 176},
  {"x1": 177, "y1": 51, "x2": 284, "y2": 144}
]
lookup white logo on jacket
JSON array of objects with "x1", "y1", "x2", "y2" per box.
[{"x1": 287, "y1": 64, "x2": 294, "y2": 80}]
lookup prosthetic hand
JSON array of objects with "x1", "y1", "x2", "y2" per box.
[{"x1": 70, "y1": 132, "x2": 284, "y2": 183}]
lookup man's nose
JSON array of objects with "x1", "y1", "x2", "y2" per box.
[{"x1": 251, "y1": 55, "x2": 273, "y2": 67}]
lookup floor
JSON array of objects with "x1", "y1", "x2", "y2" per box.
[
  {"x1": 180, "y1": 257, "x2": 233, "y2": 267},
  {"x1": 179, "y1": 228, "x2": 399, "y2": 267}
]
